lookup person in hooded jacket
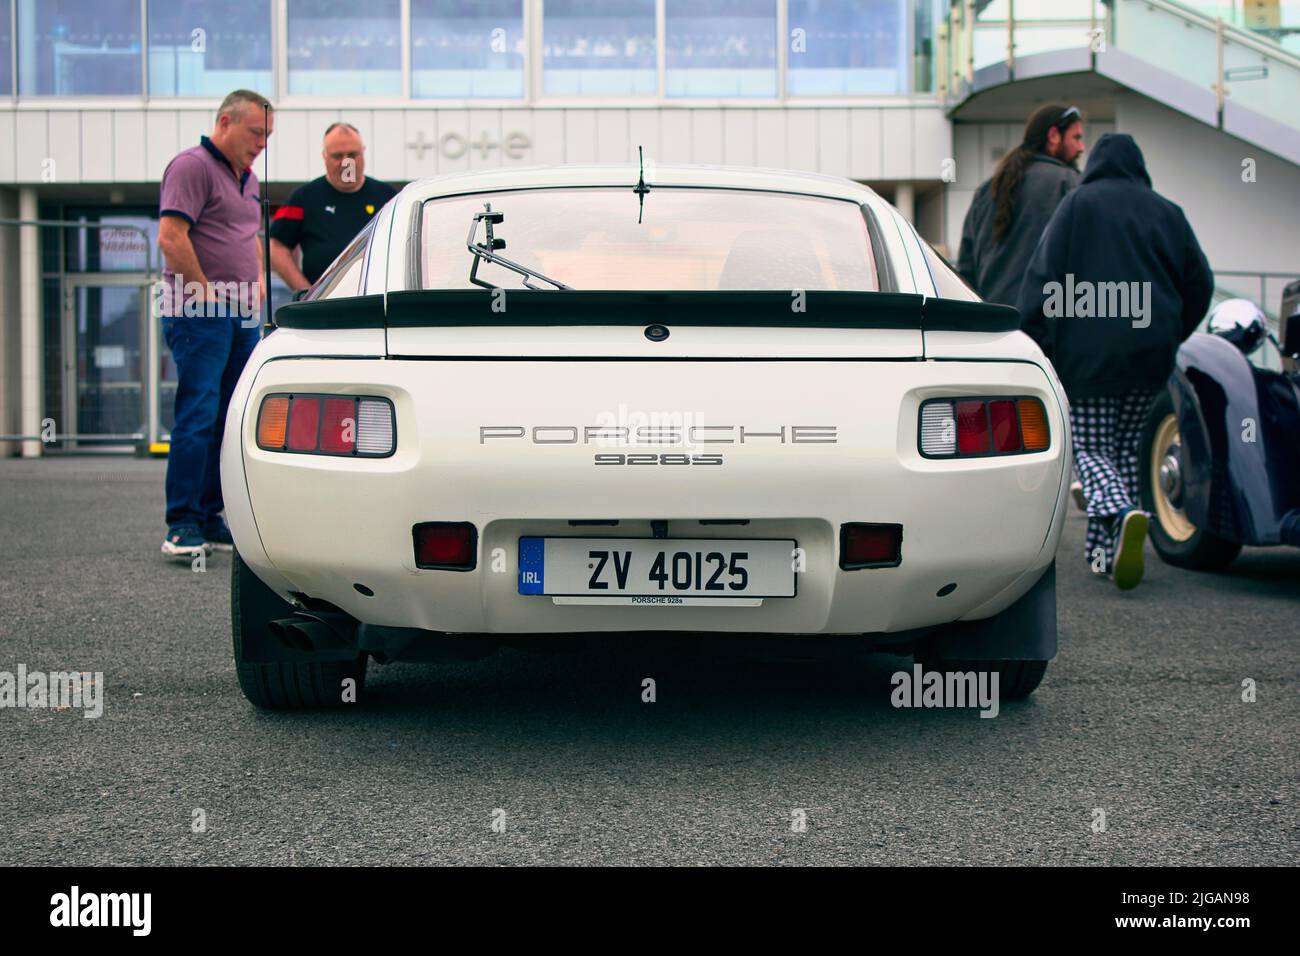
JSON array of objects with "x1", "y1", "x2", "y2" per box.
[{"x1": 1018, "y1": 133, "x2": 1214, "y2": 590}]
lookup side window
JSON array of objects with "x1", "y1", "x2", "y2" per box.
[
  {"x1": 921, "y1": 240, "x2": 980, "y2": 302},
  {"x1": 890, "y1": 210, "x2": 931, "y2": 295},
  {"x1": 304, "y1": 221, "x2": 374, "y2": 301}
]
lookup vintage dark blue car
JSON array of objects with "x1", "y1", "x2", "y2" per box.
[{"x1": 1140, "y1": 285, "x2": 1300, "y2": 570}]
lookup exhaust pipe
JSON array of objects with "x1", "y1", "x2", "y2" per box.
[{"x1": 268, "y1": 611, "x2": 358, "y2": 653}]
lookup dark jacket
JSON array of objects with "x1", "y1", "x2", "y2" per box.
[
  {"x1": 957, "y1": 153, "x2": 1078, "y2": 307},
  {"x1": 1016, "y1": 134, "x2": 1214, "y2": 400}
]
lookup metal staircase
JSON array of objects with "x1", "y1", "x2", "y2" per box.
[{"x1": 939, "y1": 0, "x2": 1300, "y2": 166}]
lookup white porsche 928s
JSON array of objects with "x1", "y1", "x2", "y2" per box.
[{"x1": 220, "y1": 164, "x2": 1070, "y2": 709}]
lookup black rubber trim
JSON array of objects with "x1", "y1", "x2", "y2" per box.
[
  {"x1": 273, "y1": 293, "x2": 386, "y2": 329},
  {"x1": 269, "y1": 290, "x2": 1020, "y2": 334},
  {"x1": 386, "y1": 289, "x2": 927, "y2": 329},
  {"x1": 406, "y1": 200, "x2": 423, "y2": 290},
  {"x1": 922, "y1": 297, "x2": 1020, "y2": 333},
  {"x1": 861, "y1": 204, "x2": 897, "y2": 293}
]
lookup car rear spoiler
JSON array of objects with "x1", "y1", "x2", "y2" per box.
[{"x1": 273, "y1": 290, "x2": 1020, "y2": 334}]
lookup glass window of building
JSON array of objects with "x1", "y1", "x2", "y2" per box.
[
  {"x1": 17, "y1": 0, "x2": 142, "y2": 95},
  {"x1": 288, "y1": 0, "x2": 401, "y2": 96},
  {"x1": 0, "y1": 1, "x2": 12, "y2": 96},
  {"x1": 412, "y1": 0, "x2": 524, "y2": 98},
  {"x1": 665, "y1": 0, "x2": 777, "y2": 97},
  {"x1": 147, "y1": 1, "x2": 272, "y2": 97},
  {"x1": 787, "y1": 0, "x2": 909, "y2": 95},
  {"x1": 66, "y1": 214, "x2": 159, "y2": 273},
  {"x1": 543, "y1": 0, "x2": 656, "y2": 96}
]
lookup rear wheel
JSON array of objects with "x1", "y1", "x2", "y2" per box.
[
  {"x1": 232, "y1": 550, "x2": 367, "y2": 709},
  {"x1": 1139, "y1": 390, "x2": 1242, "y2": 571}
]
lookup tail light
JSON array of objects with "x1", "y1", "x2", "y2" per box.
[
  {"x1": 918, "y1": 397, "x2": 1050, "y2": 458},
  {"x1": 413, "y1": 522, "x2": 477, "y2": 570},
  {"x1": 255, "y1": 393, "x2": 395, "y2": 457},
  {"x1": 840, "y1": 523, "x2": 903, "y2": 569}
]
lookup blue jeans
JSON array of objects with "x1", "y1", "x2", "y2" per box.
[{"x1": 163, "y1": 315, "x2": 260, "y2": 530}]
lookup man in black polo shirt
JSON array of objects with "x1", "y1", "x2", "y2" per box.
[{"x1": 268, "y1": 122, "x2": 397, "y2": 291}]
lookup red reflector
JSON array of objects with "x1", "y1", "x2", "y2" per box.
[
  {"x1": 988, "y1": 400, "x2": 1022, "y2": 452},
  {"x1": 320, "y1": 398, "x2": 357, "y2": 454},
  {"x1": 287, "y1": 397, "x2": 321, "y2": 451},
  {"x1": 413, "y1": 522, "x2": 477, "y2": 569},
  {"x1": 956, "y1": 400, "x2": 990, "y2": 455},
  {"x1": 840, "y1": 523, "x2": 902, "y2": 569}
]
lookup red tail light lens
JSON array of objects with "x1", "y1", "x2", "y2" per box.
[
  {"x1": 956, "y1": 400, "x2": 989, "y2": 455},
  {"x1": 840, "y1": 523, "x2": 903, "y2": 569},
  {"x1": 919, "y1": 397, "x2": 1049, "y2": 459},
  {"x1": 320, "y1": 398, "x2": 357, "y2": 454},
  {"x1": 413, "y1": 522, "x2": 477, "y2": 570},
  {"x1": 988, "y1": 400, "x2": 1022, "y2": 452},
  {"x1": 287, "y1": 396, "x2": 320, "y2": 451},
  {"x1": 255, "y1": 393, "x2": 395, "y2": 457}
]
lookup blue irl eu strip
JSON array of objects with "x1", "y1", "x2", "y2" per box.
[{"x1": 517, "y1": 537, "x2": 545, "y2": 594}]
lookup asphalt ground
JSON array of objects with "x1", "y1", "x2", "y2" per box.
[{"x1": 0, "y1": 456, "x2": 1296, "y2": 865}]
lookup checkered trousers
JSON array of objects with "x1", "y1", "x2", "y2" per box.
[{"x1": 1070, "y1": 390, "x2": 1160, "y2": 571}]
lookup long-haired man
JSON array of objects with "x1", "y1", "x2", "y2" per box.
[{"x1": 957, "y1": 104, "x2": 1085, "y2": 307}]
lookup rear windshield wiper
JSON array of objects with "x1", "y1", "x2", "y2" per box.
[{"x1": 467, "y1": 203, "x2": 571, "y2": 290}]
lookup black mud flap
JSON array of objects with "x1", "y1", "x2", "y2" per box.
[
  {"x1": 924, "y1": 562, "x2": 1057, "y2": 662},
  {"x1": 233, "y1": 552, "x2": 360, "y2": 663}
]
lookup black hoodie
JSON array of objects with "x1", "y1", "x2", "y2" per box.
[{"x1": 1016, "y1": 134, "x2": 1213, "y2": 399}]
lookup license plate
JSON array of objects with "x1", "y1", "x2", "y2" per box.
[{"x1": 518, "y1": 537, "x2": 797, "y2": 604}]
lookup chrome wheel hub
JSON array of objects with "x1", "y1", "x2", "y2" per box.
[{"x1": 1159, "y1": 445, "x2": 1183, "y2": 506}]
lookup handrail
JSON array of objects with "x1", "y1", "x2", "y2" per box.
[
  {"x1": 0, "y1": 218, "x2": 155, "y2": 279},
  {"x1": 1137, "y1": 0, "x2": 1300, "y2": 67}
]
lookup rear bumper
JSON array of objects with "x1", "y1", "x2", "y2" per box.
[{"x1": 222, "y1": 355, "x2": 1069, "y2": 637}]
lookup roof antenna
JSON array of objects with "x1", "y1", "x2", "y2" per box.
[
  {"x1": 632, "y1": 145, "x2": 650, "y2": 224},
  {"x1": 261, "y1": 100, "x2": 273, "y2": 331}
]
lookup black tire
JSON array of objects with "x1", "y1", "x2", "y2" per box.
[
  {"x1": 1139, "y1": 390, "x2": 1242, "y2": 571},
  {"x1": 951, "y1": 660, "x2": 1050, "y2": 697},
  {"x1": 915, "y1": 658, "x2": 1048, "y2": 700},
  {"x1": 232, "y1": 550, "x2": 367, "y2": 709}
]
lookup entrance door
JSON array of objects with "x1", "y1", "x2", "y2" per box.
[{"x1": 62, "y1": 274, "x2": 152, "y2": 449}]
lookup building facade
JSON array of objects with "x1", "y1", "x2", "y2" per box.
[{"x1": 1, "y1": 0, "x2": 1297, "y2": 454}]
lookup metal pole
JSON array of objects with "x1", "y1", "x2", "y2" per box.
[
  {"x1": 1008, "y1": 0, "x2": 1015, "y2": 76},
  {"x1": 1216, "y1": 16, "x2": 1225, "y2": 125},
  {"x1": 1089, "y1": 0, "x2": 1097, "y2": 63},
  {"x1": 965, "y1": 0, "x2": 974, "y2": 85}
]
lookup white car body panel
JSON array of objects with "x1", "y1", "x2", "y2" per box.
[{"x1": 222, "y1": 164, "x2": 1070, "y2": 644}]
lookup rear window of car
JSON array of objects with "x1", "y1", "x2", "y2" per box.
[{"x1": 420, "y1": 187, "x2": 880, "y2": 291}]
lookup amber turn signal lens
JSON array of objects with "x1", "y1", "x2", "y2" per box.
[
  {"x1": 256, "y1": 395, "x2": 290, "y2": 450},
  {"x1": 1018, "y1": 398, "x2": 1050, "y2": 450}
]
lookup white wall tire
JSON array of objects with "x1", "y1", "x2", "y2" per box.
[{"x1": 1138, "y1": 390, "x2": 1242, "y2": 571}]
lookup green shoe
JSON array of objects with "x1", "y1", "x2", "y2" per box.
[{"x1": 1111, "y1": 509, "x2": 1149, "y2": 591}]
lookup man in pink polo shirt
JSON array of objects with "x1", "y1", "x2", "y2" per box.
[{"x1": 157, "y1": 89, "x2": 273, "y2": 558}]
